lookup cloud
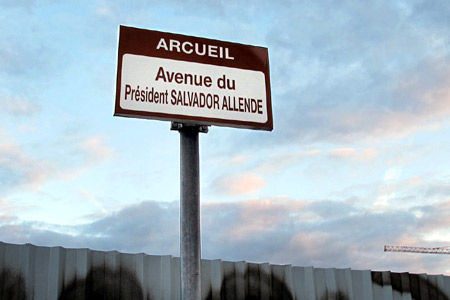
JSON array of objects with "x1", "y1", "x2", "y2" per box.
[
  {"x1": 413, "y1": 200, "x2": 450, "y2": 240},
  {"x1": 0, "y1": 128, "x2": 56, "y2": 193},
  {"x1": 256, "y1": 150, "x2": 321, "y2": 175},
  {"x1": 0, "y1": 0, "x2": 35, "y2": 9},
  {"x1": 78, "y1": 136, "x2": 115, "y2": 165},
  {"x1": 0, "y1": 201, "x2": 180, "y2": 255},
  {"x1": 95, "y1": 4, "x2": 114, "y2": 18},
  {"x1": 328, "y1": 148, "x2": 378, "y2": 162},
  {"x1": 255, "y1": 0, "x2": 450, "y2": 145},
  {"x1": 0, "y1": 129, "x2": 115, "y2": 196},
  {"x1": 84, "y1": 201, "x2": 180, "y2": 254},
  {"x1": 273, "y1": 59, "x2": 450, "y2": 144},
  {"x1": 52, "y1": 134, "x2": 116, "y2": 181},
  {"x1": 211, "y1": 172, "x2": 266, "y2": 196},
  {"x1": 203, "y1": 197, "x2": 306, "y2": 243},
  {"x1": 227, "y1": 154, "x2": 252, "y2": 165},
  {"x1": 0, "y1": 97, "x2": 41, "y2": 117},
  {"x1": 249, "y1": 147, "x2": 376, "y2": 179},
  {"x1": 425, "y1": 182, "x2": 450, "y2": 199},
  {"x1": 0, "y1": 16, "x2": 58, "y2": 80},
  {"x1": 2, "y1": 197, "x2": 450, "y2": 274}
]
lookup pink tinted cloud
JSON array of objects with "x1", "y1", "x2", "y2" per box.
[
  {"x1": 0, "y1": 130, "x2": 115, "y2": 193},
  {"x1": 58, "y1": 135, "x2": 115, "y2": 181},
  {"x1": 212, "y1": 197, "x2": 306, "y2": 241},
  {"x1": 286, "y1": 232, "x2": 333, "y2": 259},
  {"x1": 288, "y1": 57, "x2": 450, "y2": 144},
  {"x1": 330, "y1": 66, "x2": 450, "y2": 139},
  {"x1": 257, "y1": 150, "x2": 321, "y2": 174},
  {"x1": 212, "y1": 172, "x2": 266, "y2": 196},
  {"x1": 376, "y1": 58, "x2": 450, "y2": 137},
  {"x1": 328, "y1": 147, "x2": 378, "y2": 161},
  {"x1": 228, "y1": 154, "x2": 252, "y2": 165},
  {"x1": 0, "y1": 128, "x2": 56, "y2": 191},
  {"x1": 78, "y1": 135, "x2": 115, "y2": 165}
]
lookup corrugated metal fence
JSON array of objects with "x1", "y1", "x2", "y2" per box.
[{"x1": 1, "y1": 241, "x2": 449, "y2": 299}]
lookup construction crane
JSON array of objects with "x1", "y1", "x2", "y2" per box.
[{"x1": 384, "y1": 245, "x2": 450, "y2": 255}]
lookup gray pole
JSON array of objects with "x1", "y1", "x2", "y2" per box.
[{"x1": 173, "y1": 123, "x2": 208, "y2": 300}]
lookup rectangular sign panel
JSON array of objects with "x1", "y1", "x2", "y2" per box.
[{"x1": 114, "y1": 26, "x2": 273, "y2": 131}]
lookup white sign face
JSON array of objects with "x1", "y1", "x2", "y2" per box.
[
  {"x1": 120, "y1": 54, "x2": 268, "y2": 124},
  {"x1": 114, "y1": 26, "x2": 273, "y2": 130}
]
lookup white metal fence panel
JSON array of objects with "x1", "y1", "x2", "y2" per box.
[{"x1": 1, "y1": 241, "x2": 450, "y2": 300}]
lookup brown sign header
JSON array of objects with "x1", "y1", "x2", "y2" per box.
[{"x1": 114, "y1": 25, "x2": 273, "y2": 131}]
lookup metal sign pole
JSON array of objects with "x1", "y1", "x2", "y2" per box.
[
  {"x1": 172, "y1": 122, "x2": 208, "y2": 300},
  {"x1": 115, "y1": 25, "x2": 272, "y2": 300}
]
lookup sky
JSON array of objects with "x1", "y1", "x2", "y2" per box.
[{"x1": 1, "y1": 0, "x2": 450, "y2": 275}]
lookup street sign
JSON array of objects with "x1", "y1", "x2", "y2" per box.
[{"x1": 114, "y1": 25, "x2": 273, "y2": 131}]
